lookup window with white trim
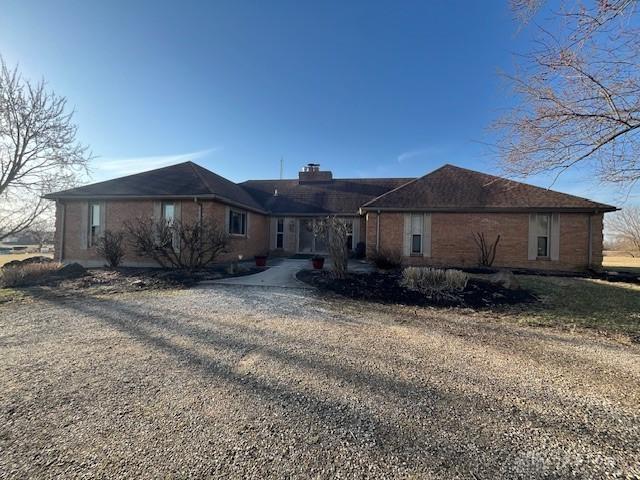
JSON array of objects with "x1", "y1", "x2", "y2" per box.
[
  {"x1": 229, "y1": 209, "x2": 247, "y2": 236},
  {"x1": 89, "y1": 202, "x2": 101, "y2": 247},
  {"x1": 161, "y1": 202, "x2": 175, "y2": 224},
  {"x1": 410, "y1": 213, "x2": 423, "y2": 255},
  {"x1": 534, "y1": 213, "x2": 551, "y2": 258},
  {"x1": 276, "y1": 218, "x2": 284, "y2": 249},
  {"x1": 345, "y1": 220, "x2": 354, "y2": 251}
]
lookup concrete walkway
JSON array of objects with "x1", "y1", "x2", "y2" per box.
[
  {"x1": 199, "y1": 258, "x2": 375, "y2": 289},
  {"x1": 202, "y1": 258, "x2": 312, "y2": 288}
]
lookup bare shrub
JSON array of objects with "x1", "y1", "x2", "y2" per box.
[
  {"x1": 370, "y1": 248, "x2": 402, "y2": 270},
  {"x1": 401, "y1": 267, "x2": 469, "y2": 297},
  {"x1": 96, "y1": 230, "x2": 126, "y2": 268},
  {"x1": 313, "y1": 216, "x2": 350, "y2": 278},
  {"x1": 124, "y1": 217, "x2": 228, "y2": 270},
  {"x1": 472, "y1": 232, "x2": 500, "y2": 267},
  {"x1": 0, "y1": 262, "x2": 62, "y2": 287}
]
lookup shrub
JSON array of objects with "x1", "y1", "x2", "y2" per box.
[
  {"x1": 124, "y1": 218, "x2": 229, "y2": 270},
  {"x1": 370, "y1": 248, "x2": 402, "y2": 270},
  {"x1": 0, "y1": 262, "x2": 62, "y2": 287},
  {"x1": 401, "y1": 267, "x2": 469, "y2": 297},
  {"x1": 96, "y1": 230, "x2": 126, "y2": 268},
  {"x1": 313, "y1": 216, "x2": 350, "y2": 279}
]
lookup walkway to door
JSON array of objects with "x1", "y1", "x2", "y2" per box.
[{"x1": 200, "y1": 258, "x2": 374, "y2": 289}]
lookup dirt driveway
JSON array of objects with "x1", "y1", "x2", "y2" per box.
[{"x1": 1, "y1": 285, "x2": 638, "y2": 478}]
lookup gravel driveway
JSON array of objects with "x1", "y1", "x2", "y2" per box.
[{"x1": 1, "y1": 285, "x2": 639, "y2": 478}]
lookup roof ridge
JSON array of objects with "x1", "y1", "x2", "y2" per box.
[
  {"x1": 187, "y1": 161, "x2": 216, "y2": 194},
  {"x1": 360, "y1": 164, "x2": 452, "y2": 208}
]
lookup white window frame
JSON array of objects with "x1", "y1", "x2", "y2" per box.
[
  {"x1": 345, "y1": 219, "x2": 354, "y2": 251},
  {"x1": 535, "y1": 213, "x2": 551, "y2": 259},
  {"x1": 229, "y1": 209, "x2": 247, "y2": 236},
  {"x1": 161, "y1": 201, "x2": 175, "y2": 224},
  {"x1": 276, "y1": 218, "x2": 284, "y2": 249},
  {"x1": 410, "y1": 213, "x2": 423, "y2": 255},
  {"x1": 89, "y1": 202, "x2": 101, "y2": 247}
]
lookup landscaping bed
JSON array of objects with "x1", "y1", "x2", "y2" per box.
[
  {"x1": 297, "y1": 269, "x2": 536, "y2": 308},
  {"x1": 0, "y1": 261, "x2": 267, "y2": 302}
]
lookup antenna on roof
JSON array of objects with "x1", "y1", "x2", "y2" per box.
[{"x1": 280, "y1": 157, "x2": 284, "y2": 179}]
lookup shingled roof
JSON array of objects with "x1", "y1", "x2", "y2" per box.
[
  {"x1": 44, "y1": 161, "x2": 265, "y2": 212},
  {"x1": 45, "y1": 162, "x2": 615, "y2": 214},
  {"x1": 361, "y1": 164, "x2": 616, "y2": 212},
  {"x1": 240, "y1": 178, "x2": 413, "y2": 214}
]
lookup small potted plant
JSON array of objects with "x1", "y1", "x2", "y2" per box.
[
  {"x1": 254, "y1": 253, "x2": 268, "y2": 267},
  {"x1": 312, "y1": 255, "x2": 325, "y2": 270}
]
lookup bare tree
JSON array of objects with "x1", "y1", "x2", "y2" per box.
[
  {"x1": 124, "y1": 217, "x2": 229, "y2": 270},
  {"x1": 495, "y1": 1, "x2": 640, "y2": 189},
  {"x1": 607, "y1": 206, "x2": 640, "y2": 255},
  {"x1": 313, "y1": 216, "x2": 350, "y2": 278},
  {"x1": 472, "y1": 232, "x2": 501, "y2": 267},
  {"x1": 25, "y1": 216, "x2": 55, "y2": 251},
  {"x1": 0, "y1": 56, "x2": 90, "y2": 240}
]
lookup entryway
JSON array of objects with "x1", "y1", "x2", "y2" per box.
[{"x1": 298, "y1": 219, "x2": 328, "y2": 254}]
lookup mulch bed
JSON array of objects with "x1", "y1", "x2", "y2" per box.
[
  {"x1": 2, "y1": 265, "x2": 267, "y2": 300},
  {"x1": 297, "y1": 270, "x2": 537, "y2": 308}
]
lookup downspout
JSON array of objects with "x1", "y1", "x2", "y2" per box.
[
  {"x1": 195, "y1": 197, "x2": 202, "y2": 222},
  {"x1": 587, "y1": 212, "x2": 594, "y2": 268},
  {"x1": 58, "y1": 200, "x2": 65, "y2": 263},
  {"x1": 376, "y1": 211, "x2": 380, "y2": 252}
]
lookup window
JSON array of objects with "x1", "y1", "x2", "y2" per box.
[
  {"x1": 345, "y1": 220, "x2": 354, "y2": 251},
  {"x1": 89, "y1": 202, "x2": 101, "y2": 246},
  {"x1": 162, "y1": 202, "x2": 175, "y2": 224},
  {"x1": 412, "y1": 234, "x2": 422, "y2": 254},
  {"x1": 229, "y1": 209, "x2": 247, "y2": 235},
  {"x1": 535, "y1": 214, "x2": 551, "y2": 258},
  {"x1": 410, "y1": 214, "x2": 423, "y2": 255},
  {"x1": 276, "y1": 218, "x2": 284, "y2": 249}
]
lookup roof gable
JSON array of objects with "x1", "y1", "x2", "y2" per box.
[
  {"x1": 44, "y1": 161, "x2": 264, "y2": 211},
  {"x1": 362, "y1": 164, "x2": 616, "y2": 212}
]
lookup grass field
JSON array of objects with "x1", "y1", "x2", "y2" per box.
[
  {"x1": 0, "y1": 253, "x2": 54, "y2": 267},
  {"x1": 514, "y1": 275, "x2": 640, "y2": 339},
  {"x1": 603, "y1": 255, "x2": 640, "y2": 274}
]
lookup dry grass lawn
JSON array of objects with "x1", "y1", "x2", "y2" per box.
[
  {"x1": 0, "y1": 252, "x2": 53, "y2": 267},
  {"x1": 602, "y1": 254, "x2": 640, "y2": 274},
  {"x1": 513, "y1": 275, "x2": 640, "y2": 339}
]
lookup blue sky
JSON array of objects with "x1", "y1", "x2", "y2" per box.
[{"x1": 1, "y1": 1, "x2": 632, "y2": 204}]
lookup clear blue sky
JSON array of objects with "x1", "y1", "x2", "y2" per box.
[{"x1": 1, "y1": 1, "x2": 629, "y2": 204}]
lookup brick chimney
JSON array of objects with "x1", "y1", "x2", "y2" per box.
[{"x1": 298, "y1": 163, "x2": 333, "y2": 183}]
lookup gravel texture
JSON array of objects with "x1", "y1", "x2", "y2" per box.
[{"x1": 1, "y1": 285, "x2": 639, "y2": 479}]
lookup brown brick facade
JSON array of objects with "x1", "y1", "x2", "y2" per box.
[
  {"x1": 56, "y1": 197, "x2": 605, "y2": 271},
  {"x1": 365, "y1": 211, "x2": 604, "y2": 271},
  {"x1": 56, "y1": 199, "x2": 269, "y2": 267}
]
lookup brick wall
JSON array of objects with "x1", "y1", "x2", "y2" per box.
[
  {"x1": 58, "y1": 199, "x2": 269, "y2": 267},
  {"x1": 365, "y1": 211, "x2": 605, "y2": 271}
]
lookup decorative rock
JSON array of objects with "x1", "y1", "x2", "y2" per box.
[
  {"x1": 488, "y1": 270, "x2": 520, "y2": 290},
  {"x1": 56, "y1": 262, "x2": 87, "y2": 278}
]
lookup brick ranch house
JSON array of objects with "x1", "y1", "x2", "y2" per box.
[{"x1": 44, "y1": 162, "x2": 616, "y2": 271}]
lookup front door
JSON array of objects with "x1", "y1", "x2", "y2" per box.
[{"x1": 298, "y1": 219, "x2": 328, "y2": 254}]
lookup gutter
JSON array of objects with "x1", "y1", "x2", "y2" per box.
[
  {"x1": 376, "y1": 211, "x2": 380, "y2": 252},
  {"x1": 359, "y1": 206, "x2": 619, "y2": 214},
  {"x1": 42, "y1": 193, "x2": 268, "y2": 215}
]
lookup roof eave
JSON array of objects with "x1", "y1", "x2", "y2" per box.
[
  {"x1": 359, "y1": 206, "x2": 618, "y2": 213},
  {"x1": 43, "y1": 193, "x2": 268, "y2": 214}
]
